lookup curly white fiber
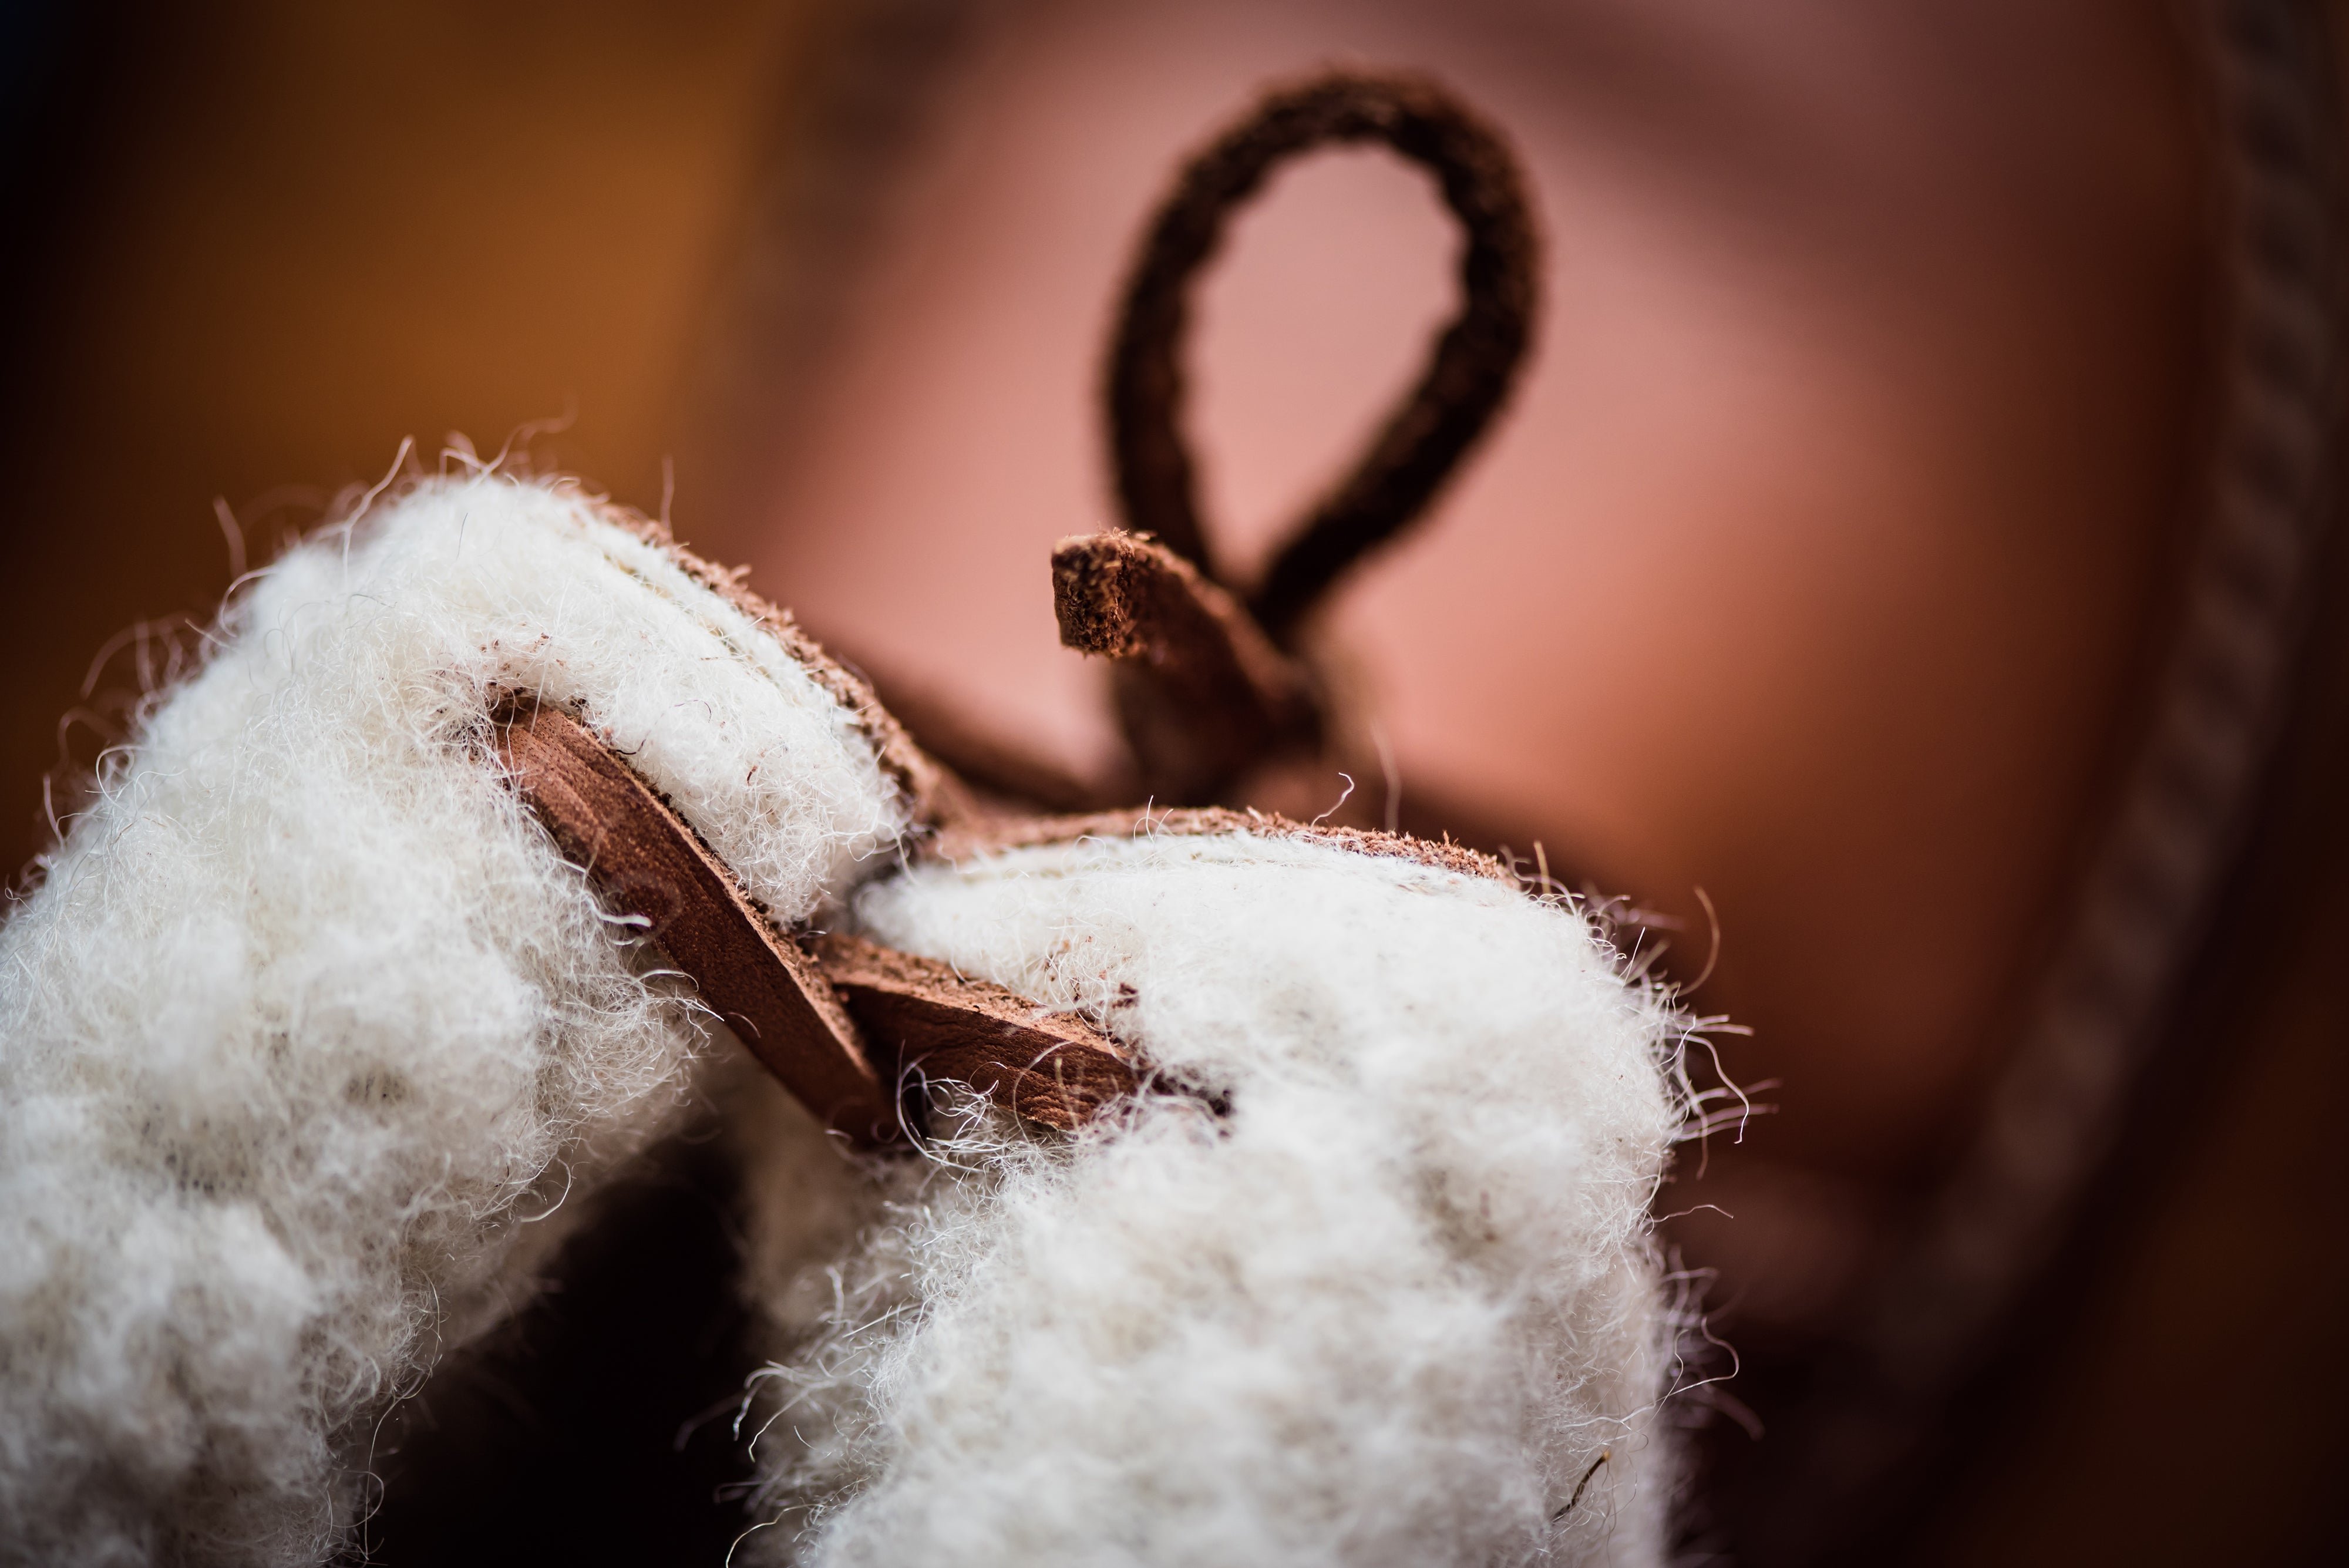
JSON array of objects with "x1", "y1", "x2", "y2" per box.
[
  {"x1": 747, "y1": 830, "x2": 1684, "y2": 1567},
  {"x1": 0, "y1": 474, "x2": 906, "y2": 1566}
]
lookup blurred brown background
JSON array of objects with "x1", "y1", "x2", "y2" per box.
[
  {"x1": 0, "y1": 0, "x2": 802, "y2": 869},
  {"x1": 4, "y1": 2, "x2": 2343, "y2": 1564}
]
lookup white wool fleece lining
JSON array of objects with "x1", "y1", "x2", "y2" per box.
[
  {"x1": 745, "y1": 829, "x2": 1685, "y2": 1568},
  {"x1": 0, "y1": 473, "x2": 906, "y2": 1566}
]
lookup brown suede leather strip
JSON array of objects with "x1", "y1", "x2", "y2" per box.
[
  {"x1": 492, "y1": 695, "x2": 900, "y2": 1146},
  {"x1": 492, "y1": 694, "x2": 1140, "y2": 1139},
  {"x1": 1051, "y1": 531, "x2": 1319, "y2": 803},
  {"x1": 812, "y1": 933, "x2": 1138, "y2": 1132}
]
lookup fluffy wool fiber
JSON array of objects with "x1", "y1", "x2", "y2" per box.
[
  {"x1": 742, "y1": 829, "x2": 1685, "y2": 1568},
  {"x1": 0, "y1": 467, "x2": 1689, "y2": 1568},
  {"x1": 0, "y1": 473, "x2": 906, "y2": 1566}
]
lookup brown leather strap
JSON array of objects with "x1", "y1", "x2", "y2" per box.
[
  {"x1": 490, "y1": 695, "x2": 1135, "y2": 1143},
  {"x1": 494, "y1": 696, "x2": 896, "y2": 1142},
  {"x1": 813, "y1": 933, "x2": 1136, "y2": 1132},
  {"x1": 1051, "y1": 531, "x2": 1318, "y2": 803}
]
